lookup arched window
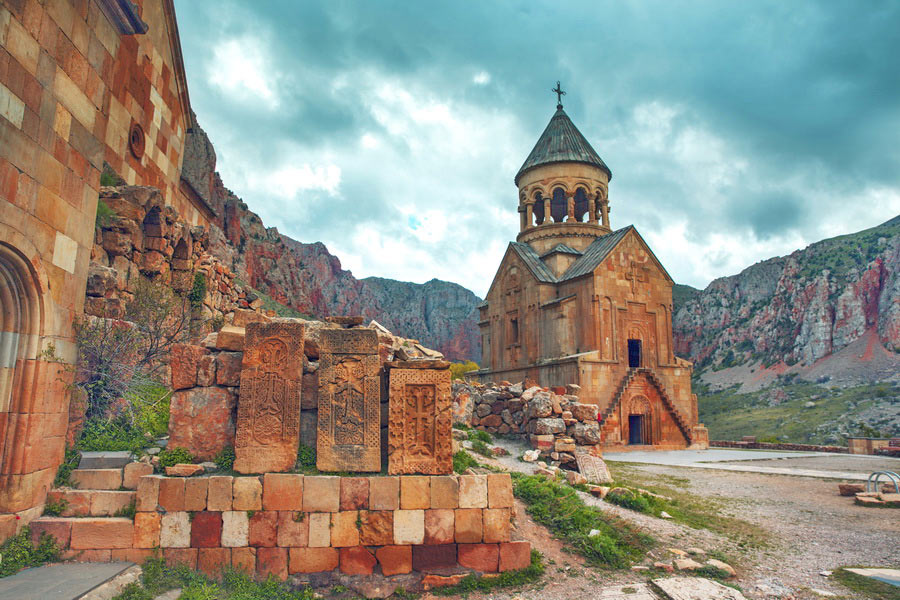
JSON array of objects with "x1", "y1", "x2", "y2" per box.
[
  {"x1": 574, "y1": 187, "x2": 589, "y2": 222},
  {"x1": 532, "y1": 192, "x2": 545, "y2": 225},
  {"x1": 551, "y1": 188, "x2": 567, "y2": 223}
]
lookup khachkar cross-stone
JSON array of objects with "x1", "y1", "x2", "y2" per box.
[
  {"x1": 552, "y1": 81, "x2": 566, "y2": 108},
  {"x1": 625, "y1": 260, "x2": 648, "y2": 294},
  {"x1": 234, "y1": 321, "x2": 304, "y2": 473},
  {"x1": 387, "y1": 366, "x2": 452, "y2": 475}
]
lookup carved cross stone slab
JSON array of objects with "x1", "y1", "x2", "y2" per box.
[
  {"x1": 234, "y1": 321, "x2": 304, "y2": 473},
  {"x1": 575, "y1": 453, "x2": 612, "y2": 484},
  {"x1": 317, "y1": 328, "x2": 381, "y2": 472},
  {"x1": 387, "y1": 368, "x2": 452, "y2": 475}
]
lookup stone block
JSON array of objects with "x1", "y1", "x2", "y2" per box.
[
  {"x1": 289, "y1": 547, "x2": 339, "y2": 573},
  {"x1": 216, "y1": 326, "x2": 245, "y2": 351},
  {"x1": 191, "y1": 512, "x2": 223, "y2": 548},
  {"x1": 89, "y1": 490, "x2": 135, "y2": 517},
  {"x1": 160, "y1": 512, "x2": 191, "y2": 548},
  {"x1": 222, "y1": 511, "x2": 250, "y2": 547},
  {"x1": 455, "y1": 508, "x2": 482, "y2": 543},
  {"x1": 69, "y1": 518, "x2": 133, "y2": 550},
  {"x1": 430, "y1": 476, "x2": 459, "y2": 509},
  {"x1": 111, "y1": 549, "x2": 156, "y2": 564},
  {"x1": 72, "y1": 468, "x2": 121, "y2": 490},
  {"x1": 215, "y1": 352, "x2": 242, "y2": 386},
  {"x1": 158, "y1": 478, "x2": 185, "y2": 512},
  {"x1": 400, "y1": 476, "x2": 430, "y2": 509},
  {"x1": 233, "y1": 477, "x2": 262, "y2": 511},
  {"x1": 301, "y1": 372, "x2": 318, "y2": 410},
  {"x1": 376, "y1": 545, "x2": 412, "y2": 576},
  {"x1": 263, "y1": 473, "x2": 304, "y2": 510},
  {"x1": 569, "y1": 403, "x2": 598, "y2": 421},
  {"x1": 122, "y1": 462, "x2": 153, "y2": 490},
  {"x1": 276, "y1": 511, "x2": 308, "y2": 547},
  {"x1": 340, "y1": 546, "x2": 376, "y2": 575},
  {"x1": 231, "y1": 547, "x2": 256, "y2": 574},
  {"x1": 412, "y1": 544, "x2": 457, "y2": 571},
  {"x1": 197, "y1": 355, "x2": 217, "y2": 387},
  {"x1": 340, "y1": 477, "x2": 369, "y2": 510},
  {"x1": 532, "y1": 418, "x2": 565, "y2": 435},
  {"x1": 393, "y1": 509, "x2": 424, "y2": 545},
  {"x1": 248, "y1": 511, "x2": 277, "y2": 547},
  {"x1": 369, "y1": 476, "x2": 399, "y2": 510},
  {"x1": 133, "y1": 512, "x2": 161, "y2": 548},
  {"x1": 199, "y1": 548, "x2": 230, "y2": 579},
  {"x1": 166, "y1": 464, "x2": 204, "y2": 477},
  {"x1": 331, "y1": 511, "x2": 360, "y2": 547},
  {"x1": 207, "y1": 476, "x2": 233, "y2": 511},
  {"x1": 499, "y1": 541, "x2": 531, "y2": 571},
  {"x1": 170, "y1": 343, "x2": 207, "y2": 390},
  {"x1": 168, "y1": 387, "x2": 236, "y2": 461},
  {"x1": 458, "y1": 475, "x2": 487, "y2": 508},
  {"x1": 47, "y1": 490, "x2": 89, "y2": 517},
  {"x1": 308, "y1": 512, "x2": 331, "y2": 547},
  {"x1": 257, "y1": 547, "x2": 288, "y2": 581},
  {"x1": 184, "y1": 478, "x2": 209, "y2": 511},
  {"x1": 78, "y1": 451, "x2": 131, "y2": 469},
  {"x1": 358, "y1": 510, "x2": 393, "y2": 546},
  {"x1": 303, "y1": 476, "x2": 340, "y2": 512},
  {"x1": 387, "y1": 368, "x2": 453, "y2": 474},
  {"x1": 483, "y1": 508, "x2": 510, "y2": 543},
  {"x1": 458, "y1": 543, "x2": 499, "y2": 572},
  {"x1": 62, "y1": 549, "x2": 112, "y2": 562},
  {"x1": 163, "y1": 548, "x2": 198, "y2": 569},
  {"x1": 487, "y1": 474, "x2": 514, "y2": 508},
  {"x1": 234, "y1": 322, "x2": 303, "y2": 473},
  {"x1": 317, "y1": 328, "x2": 381, "y2": 472},
  {"x1": 136, "y1": 475, "x2": 161, "y2": 511},
  {"x1": 425, "y1": 509, "x2": 455, "y2": 545},
  {"x1": 30, "y1": 518, "x2": 72, "y2": 549}
]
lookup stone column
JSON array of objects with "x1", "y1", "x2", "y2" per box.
[
  {"x1": 588, "y1": 196, "x2": 598, "y2": 224},
  {"x1": 543, "y1": 197, "x2": 551, "y2": 224},
  {"x1": 601, "y1": 201, "x2": 610, "y2": 229},
  {"x1": 525, "y1": 202, "x2": 534, "y2": 229},
  {"x1": 566, "y1": 194, "x2": 575, "y2": 222},
  {"x1": 519, "y1": 206, "x2": 527, "y2": 231}
]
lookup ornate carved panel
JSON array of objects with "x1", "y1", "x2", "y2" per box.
[
  {"x1": 387, "y1": 368, "x2": 452, "y2": 475},
  {"x1": 317, "y1": 329, "x2": 381, "y2": 472},
  {"x1": 234, "y1": 322, "x2": 304, "y2": 473}
]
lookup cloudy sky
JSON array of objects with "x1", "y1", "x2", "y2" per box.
[{"x1": 174, "y1": 0, "x2": 900, "y2": 297}]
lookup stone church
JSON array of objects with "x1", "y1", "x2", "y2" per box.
[{"x1": 473, "y1": 96, "x2": 707, "y2": 451}]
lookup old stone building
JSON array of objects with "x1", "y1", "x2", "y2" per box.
[
  {"x1": 474, "y1": 96, "x2": 707, "y2": 451},
  {"x1": 0, "y1": 0, "x2": 213, "y2": 522}
]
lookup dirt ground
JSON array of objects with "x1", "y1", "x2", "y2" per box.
[{"x1": 452, "y1": 440, "x2": 900, "y2": 600}]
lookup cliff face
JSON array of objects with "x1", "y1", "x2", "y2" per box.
[
  {"x1": 673, "y1": 216, "x2": 900, "y2": 386},
  {"x1": 183, "y1": 118, "x2": 482, "y2": 362}
]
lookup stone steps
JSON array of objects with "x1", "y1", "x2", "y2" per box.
[
  {"x1": 78, "y1": 451, "x2": 133, "y2": 470},
  {"x1": 47, "y1": 489, "x2": 136, "y2": 517},
  {"x1": 71, "y1": 469, "x2": 124, "y2": 491}
]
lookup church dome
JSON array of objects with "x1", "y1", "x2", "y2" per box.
[{"x1": 515, "y1": 106, "x2": 612, "y2": 185}]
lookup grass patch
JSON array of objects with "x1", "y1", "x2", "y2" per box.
[
  {"x1": 53, "y1": 447, "x2": 80, "y2": 488},
  {"x1": 215, "y1": 446, "x2": 235, "y2": 471},
  {"x1": 157, "y1": 447, "x2": 194, "y2": 469},
  {"x1": 832, "y1": 567, "x2": 900, "y2": 600},
  {"x1": 114, "y1": 556, "x2": 317, "y2": 600},
  {"x1": 470, "y1": 429, "x2": 492, "y2": 444},
  {"x1": 433, "y1": 549, "x2": 545, "y2": 595},
  {"x1": 0, "y1": 528, "x2": 60, "y2": 578},
  {"x1": 511, "y1": 473, "x2": 653, "y2": 568},
  {"x1": 453, "y1": 450, "x2": 480, "y2": 474},
  {"x1": 470, "y1": 439, "x2": 493, "y2": 457}
]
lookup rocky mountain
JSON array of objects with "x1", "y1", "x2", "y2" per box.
[
  {"x1": 183, "y1": 116, "x2": 482, "y2": 362},
  {"x1": 673, "y1": 216, "x2": 900, "y2": 390}
]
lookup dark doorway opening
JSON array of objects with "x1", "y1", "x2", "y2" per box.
[
  {"x1": 627, "y1": 339, "x2": 642, "y2": 368},
  {"x1": 628, "y1": 415, "x2": 644, "y2": 445}
]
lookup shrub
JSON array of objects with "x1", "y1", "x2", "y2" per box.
[
  {"x1": 78, "y1": 417, "x2": 147, "y2": 453},
  {"x1": 188, "y1": 272, "x2": 207, "y2": 311},
  {"x1": 470, "y1": 440, "x2": 493, "y2": 457},
  {"x1": 297, "y1": 444, "x2": 316, "y2": 468},
  {"x1": 53, "y1": 447, "x2": 80, "y2": 488},
  {"x1": 214, "y1": 446, "x2": 235, "y2": 471},
  {"x1": 0, "y1": 528, "x2": 60, "y2": 578},
  {"x1": 453, "y1": 450, "x2": 479, "y2": 474},
  {"x1": 605, "y1": 488, "x2": 652, "y2": 513},
  {"x1": 449, "y1": 360, "x2": 480, "y2": 380},
  {"x1": 157, "y1": 447, "x2": 194, "y2": 469},
  {"x1": 43, "y1": 496, "x2": 68, "y2": 516},
  {"x1": 470, "y1": 429, "x2": 492, "y2": 443},
  {"x1": 95, "y1": 200, "x2": 117, "y2": 227}
]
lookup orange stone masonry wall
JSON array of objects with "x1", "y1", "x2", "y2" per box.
[{"x1": 31, "y1": 473, "x2": 530, "y2": 580}]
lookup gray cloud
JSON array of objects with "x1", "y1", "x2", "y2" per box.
[{"x1": 173, "y1": 0, "x2": 900, "y2": 293}]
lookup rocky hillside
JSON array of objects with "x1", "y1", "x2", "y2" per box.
[
  {"x1": 674, "y1": 216, "x2": 900, "y2": 390},
  {"x1": 183, "y1": 116, "x2": 481, "y2": 362}
]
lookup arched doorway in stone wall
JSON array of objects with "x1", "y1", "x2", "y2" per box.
[{"x1": 625, "y1": 394, "x2": 652, "y2": 445}]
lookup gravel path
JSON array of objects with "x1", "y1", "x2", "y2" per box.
[{"x1": 465, "y1": 436, "x2": 900, "y2": 600}]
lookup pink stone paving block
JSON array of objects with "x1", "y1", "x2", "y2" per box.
[
  {"x1": 30, "y1": 518, "x2": 72, "y2": 549},
  {"x1": 136, "y1": 475, "x2": 161, "y2": 512},
  {"x1": 482, "y1": 508, "x2": 511, "y2": 543},
  {"x1": 368, "y1": 476, "x2": 399, "y2": 510},
  {"x1": 289, "y1": 547, "x2": 339, "y2": 573},
  {"x1": 412, "y1": 544, "x2": 457, "y2": 571},
  {"x1": 160, "y1": 512, "x2": 191, "y2": 548},
  {"x1": 184, "y1": 478, "x2": 209, "y2": 511},
  {"x1": 330, "y1": 511, "x2": 359, "y2": 547},
  {"x1": 158, "y1": 477, "x2": 185, "y2": 512},
  {"x1": 89, "y1": 490, "x2": 135, "y2": 516},
  {"x1": 430, "y1": 476, "x2": 459, "y2": 509},
  {"x1": 70, "y1": 518, "x2": 133, "y2": 549},
  {"x1": 248, "y1": 511, "x2": 277, "y2": 547},
  {"x1": 424, "y1": 509, "x2": 455, "y2": 545},
  {"x1": 340, "y1": 477, "x2": 369, "y2": 510},
  {"x1": 454, "y1": 508, "x2": 482, "y2": 543},
  {"x1": 133, "y1": 512, "x2": 161, "y2": 548},
  {"x1": 303, "y1": 476, "x2": 340, "y2": 512},
  {"x1": 376, "y1": 545, "x2": 412, "y2": 575},
  {"x1": 63, "y1": 549, "x2": 112, "y2": 563},
  {"x1": 207, "y1": 476, "x2": 233, "y2": 511},
  {"x1": 123, "y1": 462, "x2": 153, "y2": 489},
  {"x1": 307, "y1": 513, "x2": 331, "y2": 547},
  {"x1": 458, "y1": 543, "x2": 499, "y2": 572},
  {"x1": 276, "y1": 511, "x2": 308, "y2": 547},
  {"x1": 164, "y1": 548, "x2": 198, "y2": 569},
  {"x1": 262, "y1": 473, "x2": 303, "y2": 511},
  {"x1": 72, "y1": 468, "x2": 122, "y2": 490},
  {"x1": 358, "y1": 510, "x2": 393, "y2": 546},
  {"x1": 257, "y1": 547, "x2": 288, "y2": 581},
  {"x1": 231, "y1": 547, "x2": 256, "y2": 574},
  {"x1": 190, "y1": 512, "x2": 223, "y2": 548},
  {"x1": 199, "y1": 548, "x2": 230, "y2": 579},
  {"x1": 111, "y1": 549, "x2": 156, "y2": 564},
  {"x1": 222, "y1": 511, "x2": 250, "y2": 547},
  {"x1": 393, "y1": 509, "x2": 424, "y2": 545},
  {"x1": 232, "y1": 476, "x2": 262, "y2": 511},
  {"x1": 499, "y1": 541, "x2": 531, "y2": 571},
  {"x1": 400, "y1": 476, "x2": 430, "y2": 509},
  {"x1": 486, "y1": 473, "x2": 514, "y2": 508},
  {"x1": 458, "y1": 475, "x2": 487, "y2": 508},
  {"x1": 340, "y1": 546, "x2": 377, "y2": 575}
]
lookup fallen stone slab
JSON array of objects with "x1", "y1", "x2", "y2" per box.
[
  {"x1": 79, "y1": 451, "x2": 132, "y2": 470},
  {"x1": 0, "y1": 561, "x2": 134, "y2": 600},
  {"x1": 653, "y1": 576, "x2": 748, "y2": 599}
]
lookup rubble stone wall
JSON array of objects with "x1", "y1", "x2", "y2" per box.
[{"x1": 31, "y1": 473, "x2": 530, "y2": 579}]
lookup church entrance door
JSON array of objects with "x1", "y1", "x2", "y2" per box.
[{"x1": 628, "y1": 414, "x2": 645, "y2": 445}]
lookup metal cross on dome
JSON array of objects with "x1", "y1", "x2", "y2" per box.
[{"x1": 552, "y1": 81, "x2": 566, "y2": 108}]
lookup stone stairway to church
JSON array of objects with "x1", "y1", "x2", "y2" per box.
[
  {"x1": 41, "y1": 452, "x2": 152, "y2": 519},
  {"x1": 601, "y1": 368, "x2": 693, "y2": 443}
]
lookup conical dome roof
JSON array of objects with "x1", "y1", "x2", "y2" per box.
[{"x1": 515, "y1": 106, "x2": 611, "y2": 185}]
